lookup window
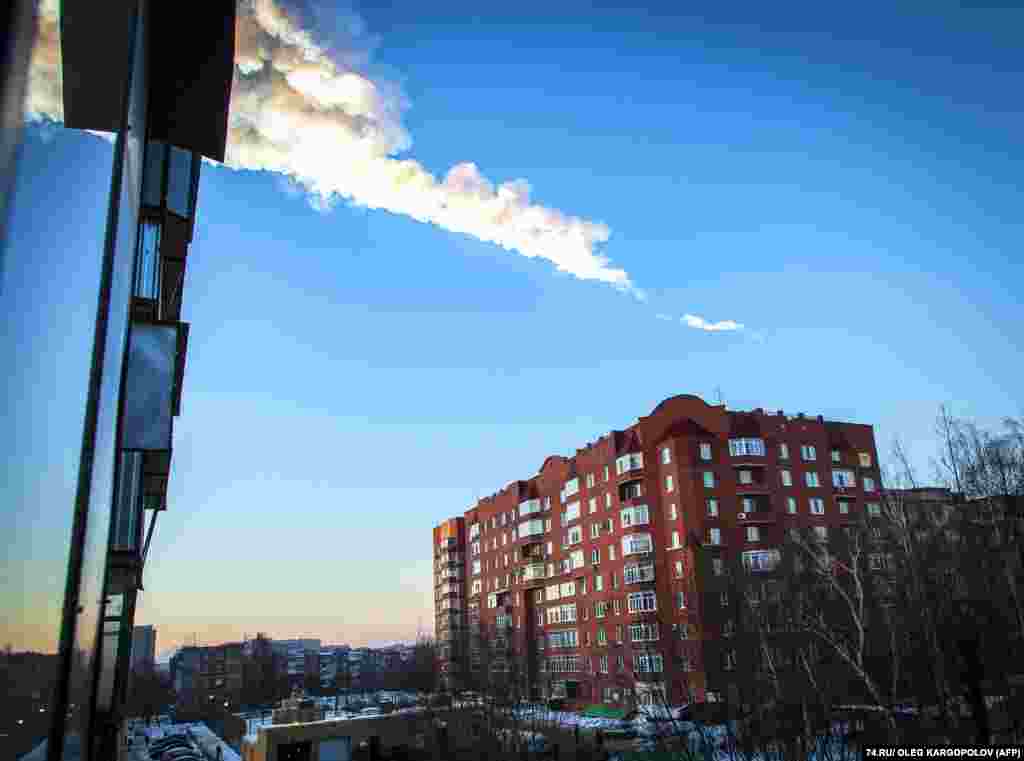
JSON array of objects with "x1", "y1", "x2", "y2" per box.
[
  {"x1": 608, "y1": 545, "x2": 616, "y2": 560},
  {"x1": 591, "y1": 548, "x2": 600, "y2": 565},
  {"x1": 707, "y1": 498, "x2": 719, "y2": 517},
  {"x1": 712, "y1": 557, "x2": 725, "y2": 576},
  {"x1": 578, "y1": 577, "x2": 586, "y2": 595},
  {"x1": 700, "y1": 442, "x2": 713, "y2": 460},
  {"x1": 661, "y1": 446, "x2": 672, "y2": 464},
  {"x1": 863, "y1": 477, "x2": 876, "y2": 492},
  {"x1": 630, "y1": 622, "x2": 659, "y2": 642},
  {"x1": 668, "y1": 503, "x2": 678, "y2": 520},
  {"x1": 813, "y1": 526, "x2": 828, "y2": 542},
  {"x1": 615, "y1": 452, "x2": 644, "y2": 475},
  {"x1": 627, "y1": 591, "x2": 657, "y2": 613},
  {"x1": 831, "y1": 449, "x2": 841, "y2": 463},
  {"x1": 738, "y1": 469, "x2": 753, "y2": 485},
  {"x1": 545, "y1": 518, "x2": 552, "y2": 532},
  {"x1": 595, "y1": 574, "x2": 605, "y2": 591},
  {"x1": 548, "y1": 630, "x2": 579, "y2": 649},
  {"x1": 620, "y1": 504, "x2": 649, "y2": 527},
  {"x1": 831, "y1": 469, "x2": 855, "y2": 488},
  {"x1": 605, "y1": 518, "x2": 614, "y2": 533},
  {"x1": 472, "y1": 559, "x2": 481, "y2": 575},
  {"x1": 745, "y1": 525, "x2": 761, "y2": 542},
  {"x1": 546, "y1": 584, "x2": 561, "y2": 601},
  {"x1": 729, "y1": 438, "x2": 766, "y2": 457},
  {"x1": 544, "y1": 496, "x2": 551, "y2": 511},
  {"x1": 590, "y1": 522, "x2": 601, "y2": 539},
  {"x1": 670, "y1": 530, "x2": 681, "y2": 548},
  {"x1": 612, "y1": 572, "x2": 619, "y2": 589},
  {"x1": 809, "y1": 498, "x2": 825, "y2": 515},
  {"x1": 801, "y1": 445, "x2": 817, "y2": 461},
  {"x1": 588, "y1": 496, "x2": 598, "y2": 514},
  {"x1": 780, "y1": 469, "x2": 792, "y2": 487},
  {"x1": 488, "y1": 593, "x2": 498, "y2": 609},
  {"x1": 720, "y1": 591, "x2": 730, "y2": 607},
  {"x1": 599, "y1": 653, "x2": 609, "y2": 671},
  {"x1": 665, "y1": 474, "x2": 674, "y2": 493},
  {"x1": 562, "y1": 477, "x2": 580, "y2": 501},
  {"x1": 561, "y1": 580, "x2": 577, "y2": 596},
  {"x1": 708, "y1": 527, "x2": 722, "y2": 545},
  {"x1": 859, "y1": 452, "x2": 872, "y2": 467},
  {"x1": 867, "y1": 502, "x2": 881, "y2": 517},
  {"x1": 596, "y1": 601, "x2": 608, "y2": 618},
  {"x1": 604, "y1": 493, "x2": 612, "y2": 509},
  {"x1": 563, "y1": 501, "x2": 581, "y2": 525},
  {"x1": 676, "y1": 591, "x2": 687, "y2": 609},
  {"x1": 633, "y1": 653, "x2": 664, "y2": 673},
  {"x1": 586, "y1": 472, "x2": 596, "y2": 488},
  {"x1": 616, "y1": 653, "x2": 624, "y2": 670},
  {"x1": 613, "y1": 600, "x2": 621, "y2": 617},
  {"x1": 471, "y1": 579, "x2": 482, "y2": 595},
  {"x1": 703, "y1": 471, "x2": 716, "y2": 488},
  {"x1": 624, "y1": 563, "x2": 655, "y2": 584},
  {"x1": 741, "y1": 496, "x2": 756, "y2": 513},
  {"x1": 603, "y1": 465, "x2": 610, "y2": 482},
  {"x1": 779, "y1": 443, "x2": 790, "y2": 460},
  {"x1": 471, "y1": 540, "x2": 481, "y2": 556},
  {"x1": 722, "y1": 619, "x2": 735, "y2": 637},
  {"x1": 674, "y1": 560, "x2": 684, "y2": 578},
  {"x1": 743, "y1": 549, "x2": 780, "y2": 572},
  {"x1": 805, "y1": 471, "x2": 820, "y2": 488},
  {"x1": 546, "y1": 603, "x2": 577, "y2": 624},
  {"x1": 567, "y1": 526, "x2": 582, "y2": 545},
  {"x1": 570, "y1": 549, "x2": 585, "y2": 569},
  {"x1": 622, "y1": 533, "x2": 653, "y2": 556},
  {"x1": 838, "y1": 500, "x2": 850, "y2": 515},
  {"x1": 786, "y1": 497, "x2": 797, "y2": 514},
  {"x1": 723, "y1": 650, "x2": 737, "y2": 671}
]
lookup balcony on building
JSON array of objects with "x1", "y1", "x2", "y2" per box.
[
  {"x1": 623, "y1": 561, "x2": 656, "y2": 585},
  {"x1": 737, "y1": 495, "x2": 775, "y2": 522},
  {"x1": 519, "y1": 497, "x2": 543, "y2": 518},
  {"x1": 741, "y1": 548, "x2": 782, "y2": 574},
  {"x1": 615, "y1": 452, "x2": 644, "y2": 481},
  {"x1": 728, "y1": 437, "x2": 767, "y2": 463},
  {"x1": 518, "y1": 517, "x2": 546, "y2": 541},
  {"x1": 618, "y1": 478, "x2": 645, "y2": 504},
  {"x1": 521, "y1": 562, "x2": 548, "y2": 585}
]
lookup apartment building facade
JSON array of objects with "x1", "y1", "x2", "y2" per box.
[{"x1": 432, "y1": 394, "x2": 881, "y2": 708}]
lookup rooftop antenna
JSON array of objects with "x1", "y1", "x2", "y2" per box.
[{"x1": 715, "y1": 386, "x2": 724, "y2": 406}]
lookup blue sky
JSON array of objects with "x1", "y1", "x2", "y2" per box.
[{"x1": 3, "y1": 0, "x2": 1022, "y2": 654}]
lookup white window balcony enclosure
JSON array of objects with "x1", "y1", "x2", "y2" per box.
[
  {"x1": 729, "y1": 438, "x2": 766, "y2": 457},
  {"x1": 561, "y1": 501, "x2": 581, "y2": 525},
  {"x1": 619, "y1": 504, "x2": 649, "y2": 527},
  {"x1": 832, "y1": 469, "x2": 857, "y2": 488},
  {"x1": 623, "y1": 563, "x2": 655, "y2": 584},
  {"x1": 519, "y1": 498, "x2": 542, "y2": 517},
  {"x1": 521, "y1": 562, "x2": 547, "y2": 582},
  {"x1": 469, "y1": 523, "x2": 481, "y2": 540},
  {"x1": 615, "y1": 452, "x2": 644, "y2": 476},
  {"x1": 518, "y1": 519, "x2": 545, "y2": 538},
  {"x1": 561, "y1": 477, "x2": 580, "y2": 503},
  {"x1": 622, "y1": 533, "x2": 653, "y2": 556},
  {"x1": 742, "y1": 549, "x2": 781, "y2": 573}
]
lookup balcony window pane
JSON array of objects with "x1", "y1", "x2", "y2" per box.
[
  {"x1": 167, "y1": 146, "x2": 194, "y2": 217},
  {"x1": 112, "y1": 451, "x2": 143, "y2": 551},
  {"x1": 122, "y1": 323, "x2": 177, "y2": 450},
  {"x1": 143, "y1": 141, "x2": 166, "y2": 207},
  {"x1": 134, "y1": 220, "x2": 161, "y2": 300}
]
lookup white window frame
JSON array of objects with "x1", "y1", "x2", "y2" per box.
[
  {"x1": 780, "y1": 469, "x2": 792, "y2": 487},
  {"x1": 779, "y1": 442, "x2": 789, "y2": 460},
  {"x1": 661, "y1": 446, "x2": 672, "y2": 465},
  {"x1": 709, "y1": 527, "x2": 722, "y2": 545},
  {"x1": 622, "y1": 532, "x2": 653, "y2": 556},
  {"x1": 729, "y1": 438, "x2": 766, "y2": 457},
  {"x1": 627, "y1": 590, "x2": 657, "y2": 613},
  {"x1": 707, "y1": 498, "x2": 718, "y2": 517},
  {"x1": 703, "y1": 471, "x2": 715, "y2": 488},
  {"x1": 786, "y1": 496, "x2": 797, "y2": 514},
  {"x1": 801, "y1": 445, "x2": 817, "y2": 461},
  {"x1": 745, "y1": 525, "x2": 761, "y2": 543},
  {"x1": 863, "y1": 476, "x2": 877, "y2": 493},
  {"x1": 805, "y1": 471, "x2": 820, "y2": 488},
  {"x1": 809, "y1": 497, "x2": 825, "y2": 515},
  {"x1": 665, "y1": 474, "x2": 674, "y2": 493}
]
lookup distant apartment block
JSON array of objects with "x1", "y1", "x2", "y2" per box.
[{"x1": 432, "y1": 394, "x2": 881, "y2": 707}]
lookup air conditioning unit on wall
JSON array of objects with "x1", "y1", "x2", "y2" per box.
[{"x1": 737, "y1": 513, "x2": 747, "y2": 520}]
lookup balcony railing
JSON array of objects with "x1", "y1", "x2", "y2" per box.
[{"x1": 519, "y1": 498, "x2": 542, "y2": 517}]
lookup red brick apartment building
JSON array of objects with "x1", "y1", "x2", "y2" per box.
[{"x1": 432, "y1": 394, "x2": 881, "y2": 709}]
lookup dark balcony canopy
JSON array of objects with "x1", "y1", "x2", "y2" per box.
[{"x1": 60, "y1": 0, "x2": 236, "y2": 162}]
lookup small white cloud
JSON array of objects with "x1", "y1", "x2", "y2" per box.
[
  {"x1": 655, "y1": 313, "x2": 673, "y2": 321},
  {"x1": 683, "y1": 313, "x2": 744, "y2": 332}
]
